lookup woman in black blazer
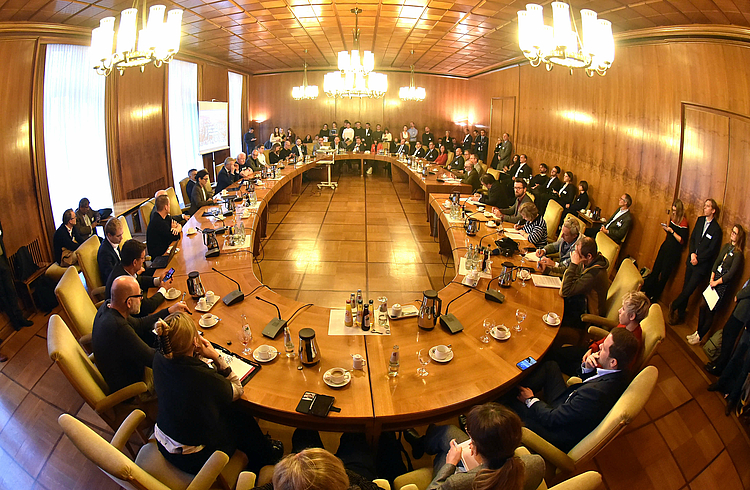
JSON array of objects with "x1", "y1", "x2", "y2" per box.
[
  {"x1": 560, "y1": 179, "x2": 589, "y2": 224},
  {"x1": 554, "y1": 171, "x2": 576, "y2": 208}
]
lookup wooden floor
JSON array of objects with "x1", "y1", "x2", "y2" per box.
[{"x1": 0, "y1": 173, "x2": 748, "y2": 490}]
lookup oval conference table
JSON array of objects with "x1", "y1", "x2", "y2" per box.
[{"x1": 168, "y1": 152, "x2": 562, "y2": 438}]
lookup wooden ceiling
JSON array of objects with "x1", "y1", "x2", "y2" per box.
[{"x1": 1, "y1": 0, "x2": 748, "y2": 76}]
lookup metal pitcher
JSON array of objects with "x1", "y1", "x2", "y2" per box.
[
  {"x1": 186, "y1": 271, "x2": 205, "y2": 298},
  {"x1": 418, "y1": 290, "x2": 442, "y2": 330},
  {"x1": 464, "y1": 217, "x2": 480, "y2": 236},
  {"x1": 298, "y1": 328, "x2": 320, "y2": 366},
  {"x1": 498, "y1": 262, "x2": 517, "y2": 288}
]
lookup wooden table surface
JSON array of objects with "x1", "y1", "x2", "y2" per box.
[{"x1": 164, "y1": 156, "x2": 562, "y2": 433}]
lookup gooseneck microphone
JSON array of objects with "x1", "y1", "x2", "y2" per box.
[
  {"x1": 439, "y1": 288, "x2": 472, "y2": 334},
  {"x1": 256, "y1": 296, "x2": 288, "y2": 339},
  {"x1": 211, "y1": 267, "x2": 245, "y2": 306}
]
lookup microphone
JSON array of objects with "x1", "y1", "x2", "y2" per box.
[
  {"x1": 439, "y1": 288, "x2": 472, "y2": 334},
  {"x1": 484, "y1": 275, "x2": 506, "y2": 304},
  {"x1": 256, "y1": 296, "x2": 287, "y2": 339},
  {"x1": 211, "y1": 268, "x2": 245, "y2": 306}
]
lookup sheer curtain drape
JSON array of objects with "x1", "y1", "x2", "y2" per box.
[
  {"x1": 228, "y1": 71, "x2": 243, "y2": 157},
  {"x1": 43, "y1": 44, "x2": 112, "y2": 227},
  {"x1": 168, "y1": 59, "x2": 201, "y2": 196}
]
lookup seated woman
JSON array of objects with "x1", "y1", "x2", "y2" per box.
[
  {"x1": 403, "y1": 403, "x2": 544, "y2": 490},
  {"x1": 515, "y1": 202, "x2": 547, "y2": 249},
  {"x1": 435, "y1": 144, "x2": 448, "y2": 166},
  {"x1": 152, "y1": 313, "x2": 281, "y2": 475},
  {"x1": 560, "y1": 180, "x2": 589, "y2": 224},
  {"x1": 302, "y1": 134, "x2": 313, "y2": 143}
]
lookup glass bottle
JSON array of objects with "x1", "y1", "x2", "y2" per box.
[
  {"x1": 388, "y1": 345, "x2": 400, "y2": 377},
  {"x1": 344, "y1": 298, "x2": 353, "y2": 327}
]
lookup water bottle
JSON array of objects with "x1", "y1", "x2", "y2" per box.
[
  {"x1": 283, "y1": 326, "x2": 295, "y2": 357},
  {"x1": 388, "y1": 345, "x2": 400, "y2": 377}
]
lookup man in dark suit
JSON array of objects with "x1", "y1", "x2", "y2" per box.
[
  {"x1": 147, "y1": 195, "x2": 181, "y2": 259},
  {"x1": 510, "y1": 154, "x2": 532, "y2": 181},
  {"x1": 498, "y1": 133, "x2": 513, "y2": 170},
  {"x1": 424, "y1": 141, "x2": 438, "y2": 162},
  {"x1": 462, "y1": 127, "x2": 473, "y2": 152},
  {"x1": 185, "y1": 169, "x2": 197, "y2": 203},
  {"x1": 585, "y1": 193, "x2": 633, "y2": 244},
  {"x1": 536, "y1": 165, "x2": 563, "y2": 214},
  {"x1": 364, "y1": 122, "x2": 373, "y2": 146},
  {"x1": 105, "y1": 239, "x2": 172, "y2": 317},
  {"x1": 292, "y1": 137, "x2": 307, "y2": 160},
  {"x1": 460, "y1": 158, "x2": 481, "y2": 193},
  {"x1": 53, "y1": 209, "x2": 83, "y2": 265},
  {"x1": 669, "y1": 198, "x2": 723, "y2": 324},
  {"x1": 394, "y1": 138, "x2": 409, "y2": 156},
  {"x1": 189, "y1": 169, "x2": 216, "y2": 216},
  {"x1": 0, "y1": 218, "x2": 33, "y2": 337},
  {"x1": 513, "y1": 328, "x2": 639, "y2": 452},
  {"x1": 215, "y1": 158, "x2": 241, "y2": 194},
  {"x1": 97, "y1": 217, "x2": 123, "y2": 284},
  {"x1": 475, "y1": 174, "x2": 512, "y2": 209},
  {"x1": 498, "y1": 179, "x2": 532, "y2": 224},
  {"x1": 411, "y1": 141, "x2": 426, "y2": 159},
  {"x1": 475, "y1": 129, "x2": 489, "y2": 163},
  {"x1": 446, "y1": 147, "x2": 465, "y2": 173}
]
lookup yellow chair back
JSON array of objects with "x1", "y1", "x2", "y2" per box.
[
  {"x1": 596, "y1": 231, "x2": 620, "y2": 276},
  {"x1": 603, "y1": 258, "x2": 643, "y2": 323},
  {"x1": 166, "y1": 187, "x2": 182, "y2": 217},
  {"x1": 637, "y1": 303, "x2": 665, "y2": 370},
  {"x1": 76, "y1": 235, "x2": 104, "y2": 293},
  {"x1": 54, "y1": 267, "x2": 97, "y2": 339},
  {"x1": 139, "y1": 199, "x2": 155, "y2": 229},
  {"x1": 179, "y1": 177, "x2": 190, "y2": 205},
  {"x1": 544, "y1": 200, "x2": 564, "y2": 242},
  {"x1": 118, "y1": 216, "x2": 132, "y2": 245}
]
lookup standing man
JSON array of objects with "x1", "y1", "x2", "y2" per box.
[
  {"x1": 475, "y1": 129, "x2": 489, "y2": 163},
  {"x1": 53, "y1": 209, "x2": 83, "y2": 266},
  {"x1": 373, "y1": 124, "x2": 383, "y2": 143},
  {"x1": 244, "y1": 127, "x2": 257, "y2": 155},
  {"x1": 353, "y1": 121, "x2": 366, "y2": 142},
  {"x1": 421, "y1": 127, "x2": 434, "y2": 147},
  {"x1": 407, "y1": 122, "x2": 418, "y2": 144},
  {"x1": 462, "y1": 127, "x2": 473, "y2": 152},
  {"x1": 443, "y1": 131, "x2": 453, "y2": 151},
  {"x1": 364, "y1": 122, "x2": 373, "y2": 146},
  {"x1": 498, "y1": 132, "x2": 513, "y2": 170},
  {"x1": 669, "y1": 199, "x2": 723, "y2": 325},
  {"x1": 0, "y1": 218, "x2": 34, "y2": 336}
]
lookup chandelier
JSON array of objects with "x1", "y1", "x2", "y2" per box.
[
  {"x1": 292, "y1": 51, "x2": 319, "y2": 100},
  {"x1": 324, "y1": 8, "x2": 387, "y2": 98},
  {"x1": 517, "y1": 2, "x2": 614, "y2": 76},
  {"x1": 399, "y1": 51, "x2": 425, "y2": 101},
  {"x1": 90, "y1": 1, "x2": 183, "y2": 76}
]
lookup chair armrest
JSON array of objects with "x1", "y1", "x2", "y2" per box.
[
  {"x1": 394, "y1": 467, "x2": 432, "y2": 490},
  {"x1": 91, "y1": 286, "x2": 106, "y2": 300},
  {"x1": 110, "y1": 409, "x2": 146, "y2": 451},
  {"x1": 566, "y1": 376, "x2": 582, "y2": 387},
  {"x1": 373, "y1": 479, "x2": 391, "y2": 490},
  {"x1": 400, "y1": 485, "x2": 419, "y2": 490},
  {"x1": 236, "y1": 472, "x2": 257, "y2": 490},
  {"x1": 580, "y1": 314, "x2": 618, "y2": 330},
  {"x1": 94, "y1": 382, "x2": 148, "y2": 413},
  {"x1": 94, "y1": 299, "x2": 105, "y2": 308},
  {"x1": 587, "y1": 326, "x2": 610, "y2": 341},
  {"x1": 521, "y1": 428, "x2": 575, "y2": 474},
  {"x1": 186, "y1": 450, "x2": 230, "y2": 490}
]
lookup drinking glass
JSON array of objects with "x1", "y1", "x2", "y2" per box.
[
  {"x1": 515, "y1": 308, "x2": 527, "y2": 333},
  {"x1": 520, "y1": 268, "x2": 529, "y2": 287},
  {"x1": 481, "y1": 319, "x2": 494, "y2": 344},
  {"x1": 417, "y1": 348, "x2": 431, "y2": 377},
  {"x1": 239, "y1": 317, "x2": 252, "y2": 355}
]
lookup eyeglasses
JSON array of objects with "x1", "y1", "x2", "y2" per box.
[{"x1": 126, "y1": 294, "x2": 144, "y2": 301}]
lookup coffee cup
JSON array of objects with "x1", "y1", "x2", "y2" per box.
[
  {"x1": 352, "y1": 354, "x2": 366, "y2": 370},
  {"x1": 328, "y1": 368, "x2": 346, "y2": 384},
  {"x1": 201, "y1": 313, "x2": 215, "y2": 324},
  {"x1": 434, "y1": 345, "x2": 452, "y2": 360},
  {"x1": 256, "y1": 345, "x2": 273, "y2": 360},
  {"x1": 205, "y1": 291, "x2": 216, "y2": 303},
  {"x1": 477, "y1": 206, "x2": 485, "y2": 212},
  {"x1": 484, "y1": 211, "x2": 493, "y2": 218},
  {"x1": 547, "y1": 312, "x2": 560, "y2": 323},
  {"x1": 221, "y1": 189, "x2": 228, "y2": 196},
  {"x1": 188, "y1": 227, "x2": 196, "y2": 235},
  {"x1": 167, "y1": 287, "x2": 178, "y2": 298},
  {"x1": 391, "y1": 304, "x2": 402, "y2": 317},
  {"x1": 197, "y1": 297, "x2": 208, "y2": 309}
]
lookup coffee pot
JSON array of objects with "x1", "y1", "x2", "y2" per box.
[
  {"x1": 298, "y1": 328, "x2": 320, "y2": 366},
  {"x1": 186, "y1": 271, "x2": 205, "y2": 298},
  {"x1": 202, "y1": 228, "x2": 220, "y2": 258},
  {"x1": 418, "y1": 290, "x2": 442, "y2": 330},
  {"x1": 498, "y1": 261, "x2": 517, "y2": 288},
  {"x1": 464, "y1": 217, "x2": 480, "y2": 236},
  {"x1": 450, "y1": 191, "x2": 460, "y2": 205}
]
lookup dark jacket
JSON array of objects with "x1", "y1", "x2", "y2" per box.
[
  {"x1": 732, "y1": 279, "x2": 750, "y2": 322},
  {"x1": 601, "y1": 209, "x2": 632, "y2": 244},
  {"x1": 460, "y1": 169, "x2": 481, "y2": 193},
  {"x1": 424, "y1": 148, "x2": 439, "y2": 161},
  {"x1": 500, "y1": 194, "x2": 533, "y2": 224},
  {"x1": 498, "y1": 140, "x2": 513, "y2": 169},
  {"x1": 411, "y1": 147, "x2": 426, "y2": 158},
  {"x1": 53, "y1": 223, "x2": 82, "y2": 264},
  {"x1": 561, "y1": 253, "x2": 610, "y2": 317},
  {"x1": 105, "y1": 263, "x2": 164, "y2": 317},
  {"x1": 555, "y1": 183, "x2": 576, "y2": 207},
  {"x1": 510, "y1": 163, "x2": 532, "y2": 181},
  {"x1": 687, "y1": 216, "x2": 722, "y2": 271},
  {"x1": 215, "y1": 168, "x2": 241, "y2": 194},
  {"x1": 146, "y1": 212, "x2": 178, "y2": 258},
  {"x1": 569, "y1": 192, "x2": 589, "y2": 214},
  {"x1": 189, "y1": 183, "x2": 214, "y2": 216},
  {"x1": 448, "y1": 155, "x2": 465, "y2": 172},
  {"x1": 480, "y1": 182, "x2": 511, "y2": 209},
  {"x1": 97, "y1": 239, "x2": 120, "y2": 285}
]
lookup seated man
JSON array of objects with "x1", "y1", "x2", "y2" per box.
[
  {"x1": 292, "y1": 137, "x2": 307, "y2": 159},
  {"x1": 512, "y1": 328, "x2": 639, "y2": 452},
  {"x1": 235, "y1": 152, "x2": 253, "y2": 178},
  {"x1": 475, "y1": 173, "x2": 512, "y2": 209},
  {"x1": 411, "y1": 141, "x2": 426, "y2": 159},
  {"x1": 537, "y1": 218, "x2": 581, "y2": 277},
  {"x1": 585, "y1": 193, "x2": 632, "y2": 244},
  {"x1": 185, "y1": 169, "x2": 197, "y2": 203},
  {"x1": 424, "y1": 141, "x2": 439, "y2": 162},
  {"x1": 216, "y1": 157, "x2": 241, "y2": 194},
  {"x1": 74, "y1": 198, "x2": 101, "y2": 240},
  {"x1": 97, "y1": 217, "x2": 123, "y2": 284},
  {"x1": 312, "y1": 135, "x2": 322, "y2": 155},
  {"x1": 394, "y1": 138, "x2": 409, "y2": 156},
  {"x1": 510, "y1": 154, "x2": 532, "y2": 181},
  {"x1": 496, "y1": 179, "x2": 532, "y2": 224},
  {"x1": 189, "y1": 169, "x2": 216, "y2": 216},
  {"x1": 147, "y1": 195, "x2": 181, "y2": 258},
  {"x1": 53, "y1": 208, "x2": 83, "y2": 266},
  {"x1": 279, "y1": 140, "x2": 292, "y2": 161},
  {"x1": 560, "y1": 236, "x2": 610, "y2": 329},
  {"x1": 106, "y1": 239, "x2": 172, "y2": 317},
  {"x1": 447, "y1": 146, "x2": 465, "y2": 172},
  {"x1": 242, "y1": 149, "x2": 262, "y2": 173},
  {"x1": 92, "y1": 275, "x2": 187, "y2": 393},
  {"x1": 460, "y1": 158, "x2": 481, "y2": 193},
  {"x1": 528, "y1": 163, "x2": 549, "y2": 196}
]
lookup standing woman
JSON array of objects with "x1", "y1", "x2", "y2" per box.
[
  {"x1": 642, "y1": 200, "x2": 689, "y2": 302},
  {"x1": 330, "y1": 121, "x2": 338, "y2": 138},
  {"x1": 318, "y1": 123, "x2": 329, "y2": 139},
  {"x1": 401, "y1": 125, "x2": 410, "y2": 144},
  {"x1": 152, "y1": 313, "x2": 281, "y2": 475},
  {"x1": 688, "y1": 224, "x2": 745, "y2": 345}
]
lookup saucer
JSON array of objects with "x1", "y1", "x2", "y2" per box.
[
  {"x1": 186, "y1": 228, "x2": 197, "y2": 236},
  {"x1": 491, "y1": 325, "x2": 511, "y2": 341},
  {"x1": 252, "y1": 345, "x2": 278, "y2": 363},
  {"x1": 165, "y1": 288, "x2": 181, "y2": 300},
  {"x1": 429, "y1": 346, "x2": 454, "y2": 363},
  {"x1": 199, "y1": 315, "x2": 218, "y2": 328},
  {"x1": 323, "y1": 368, "x2": 352, "y2": 388},
  {"x1": 486, "y1": 221, "x2": 497, "y2": 228},
  {"x1": 543, "y1": 313, "x2": 561, "y2": 327}
]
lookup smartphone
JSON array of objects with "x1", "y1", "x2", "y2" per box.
[
  {"x1": 163, "y1": 267, "x2": 175, "y2": 282},
  {"x1": 517, "y1": 356, "x2": 537, "y2": 371}
]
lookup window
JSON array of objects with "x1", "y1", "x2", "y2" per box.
[
  {"x1": 228, "y1": 71, "x2": 243, "y2": 156},
  {"x1": 43, "y1": 44, "x2": 112, "y2": 227},
  {"x1": 168, "y1": 59, "x2": 201, "y2": 196}
]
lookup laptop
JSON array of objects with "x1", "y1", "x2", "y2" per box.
[{"x1": 146, "y1": 238, "x2": 180, "y2": 270}]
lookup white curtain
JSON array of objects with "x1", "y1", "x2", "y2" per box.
[
  {"x1": 228, "y1": 71, "x2": 243, "y2": 156},
  {"x1": 43, "y1": 44, "x2": 112, "y2": 227},
  {"x1": 168, "y1": 59, "x2": 201, "y2": 196}
]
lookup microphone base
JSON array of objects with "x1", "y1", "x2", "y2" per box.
[
  {"x1": 485, "y1": 289, "x2": 505, "y2": 304},
  {"x1": 205, "y1": 248, "x2": 220, "y2": 258},
  {"x1": 439, "y1": 314, "x2": 463, "y2": 334},
  {"x1": 222, "y1": 289, "x2": 245, "y2": 306},
  {"x1": 262, "y1": 318, "x2": 287, "y2": 339}
]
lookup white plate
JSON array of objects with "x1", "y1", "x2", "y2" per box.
[
  {"x1": 491, "y1": 325, "x2": 511, "y2": 341},
  {"x1": 543, "y1": 313, "x2": 561, "y2": 327},
  {"x1": 195, "y1": 296, "x2": 220, "y2": 313},
  {"x1": 388, "y1": 305, "x2": 419, "y2": 319},
  {"x1": 323, "y1": 368, "x2": 352, "y2": 388},
  {"x1": 429, "y1": 346, "x2": 454, "y2": 363},
  {"x1": 486, "y1": 221, "x2": 497, "y2": 228},
  {"x1": 199, "y1": 315, "x2": 219, "y2": 328},
  {"x1": 252, "y1": 346, "x2": 278, "y2": 363},
  {"x1": 165, "y1": 289, "x2": 181, "y2": 301}
]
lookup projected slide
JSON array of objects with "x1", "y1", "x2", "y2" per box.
[{"x1": 198, "y1": 101, "x2": 229, "y2": 154}]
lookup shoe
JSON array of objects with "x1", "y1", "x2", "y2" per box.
[
  {"x1": 687, "y1": 331, "x2": 701, "y2": 345},
  {"x1": 267, "y1": 438, "x2": 284, "y2": 464},
  {"x1": 0, "y1": 353, "x2": 7, "y2": 363},
  {"x1": 13, "y1": 318, "x2": 33, "y2": 331},
  {"x1": 403, "y1": 429, "x2": 424, "y2": 460},
  {"x1": 458, "y1": 414, "x2": 468, "y2": 433},
  {"x1": 707, "y1": 382, "x2": 721, "y2": 392},
  {"x1": 706, "y1": 365, "x2": 722, "y2": 376},
  {"x1": 705, "y1": 361, "x2": 716, "y2": 370},
  {"x1": 726, "y1": 401, "x2": 737, "y2": 416}
]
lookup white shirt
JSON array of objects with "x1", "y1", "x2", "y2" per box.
[
  {"x1": 606, "y1": 208, "x2": 628, "y2": 229},
  {"x1": 106, "y1": 238, "x2": 121, "y2": 259},
  {"x1": 341, "y1": 127, "x2": 354, "y2": 142}
]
